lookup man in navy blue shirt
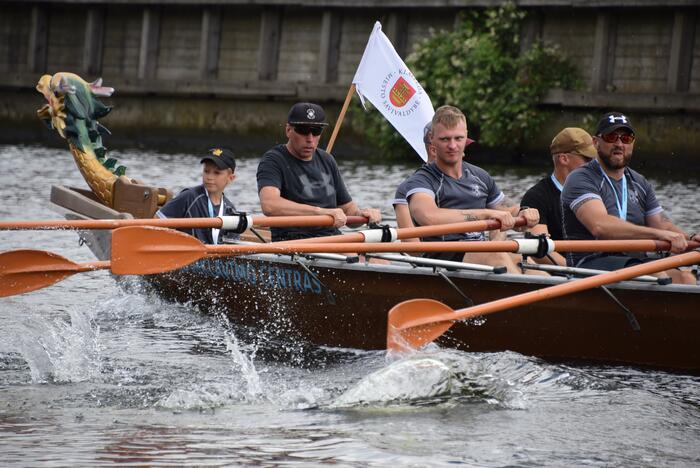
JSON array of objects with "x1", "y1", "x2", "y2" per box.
[
  {"x1": 561, "y1": 112, "x2": 698, "y2": 284},
  {"x1": 256, "y1": 102, "x2": 381, "y2": 241},
  {"x1": 156, "y1": 147, "x2": 238, "y2": 245},
  {"x1": 405, "y1": 105, "x2": 540, "y2": 272}
]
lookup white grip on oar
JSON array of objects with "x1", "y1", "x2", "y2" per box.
[
  {"x1": 514, "y1": 238, "x2": 555, "y2": 255},
  {"x1": 218, "y1": 215, "x2": 253, "y2": 232},
  {"x1": 360, "y1": 227, "x2": 398, "y2": 243}
]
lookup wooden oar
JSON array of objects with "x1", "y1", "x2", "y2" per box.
[
  {"x1": 0, "y1": 250, "x2": 109, "y2": 297},
  {"x1": 2, "y1": 227, "x2": 694, "y2": 296},
  {"x1": 0, "y1": 214, "x2": 368, "y2": 231},
  {"x1": 281, "y1": 216, "x2": 529, "y2": 244},
  {"x1": 110, "y1": 227, "x2": 695, "y2": 275},
  {"x1": 386, "y1": 250, "x2": 700, "y2": 352}
]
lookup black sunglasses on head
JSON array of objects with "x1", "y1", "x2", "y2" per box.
[{"x1": 293, "y1": 125, "x2": 324, "y2": 136}]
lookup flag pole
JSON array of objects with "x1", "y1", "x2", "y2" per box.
[{"x1": 326, "y1": 83, "x2": 356, "y2": 154}]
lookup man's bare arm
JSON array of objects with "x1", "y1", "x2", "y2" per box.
[
  {"x1": 409, "y1": 192, "x2": 516, "y2": 229},
  {"x1": 259, "y1": 186, "x2": 347, "y2": 227},
  {"x1": 574, "y1": 198, "x2": 688, "y2": 252}
]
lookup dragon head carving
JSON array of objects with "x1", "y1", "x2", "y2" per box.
[{"x1": 37, "y1": 72, "x2": 125, "y2": 176}]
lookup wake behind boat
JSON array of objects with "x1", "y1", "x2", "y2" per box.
[{"x1": 4, "y1": 72, "x2": 700, "y2": 374}]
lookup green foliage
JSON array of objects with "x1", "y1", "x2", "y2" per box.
[{"x1": 350, "y1": 2, "x2": 581, "y2": 159}]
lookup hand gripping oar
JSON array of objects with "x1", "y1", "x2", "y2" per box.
[
  {"x1": 0, "y1": 214, "x2": 369, "y2": 231},
  {"x1": 0, "y1": 250, "x2": 109, "y2": 297},
  {"x1": 386, "y1": 250, "x2": 700, "y2": 352}
]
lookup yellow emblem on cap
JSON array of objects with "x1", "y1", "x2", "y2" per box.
[{"x1": 212, "y1": 148, "x2": 222, "y2": 156}]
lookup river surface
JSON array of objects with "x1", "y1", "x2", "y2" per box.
[{"x1": 1, "y1": 144, "x2": 699, "y2": 467}]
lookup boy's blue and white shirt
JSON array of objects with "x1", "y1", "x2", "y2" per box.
[{"x1": 156, "y1": 184, "x2": 237, "y2": 244}]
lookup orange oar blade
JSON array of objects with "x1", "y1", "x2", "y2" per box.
[
  {"x1": 387, "y1": 299, "x2": 456, "y2": 352},
  {"x1": 387, "y1": 250, "x2": 700, "y2": 352},
  {"x1": 111, "y1": 226, "x2": 207, "y2": 275},
  {"x1": 0, "y1": 250, "x2": 106, "y2": 297}
]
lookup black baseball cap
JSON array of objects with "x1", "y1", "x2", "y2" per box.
[
  {"x1": 288, "y1": 102, "x2": 328, "y2": 127},
  {"x1": 201, "y1": 147, "x2": 236, "y2": 171},
  {"x1": 595, "y1": 112, "x2": 635, "y2": 136}
]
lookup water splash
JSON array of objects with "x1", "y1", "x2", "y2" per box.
[
  {"x1": 225, "y1": 332, "x2": 265, "y2": 402},
  {"x1": 156, "y1": 383, "x2": 248, "y2": 410},
  {"x1": 330, "y1": 357, "x2": 453, "y2": 408},
  {"x1": 7, "y1": 308, "x2": 101, "y2": 384},
  {"x1": 323, "y1": 348, "x2": 616, "y2": 410}
]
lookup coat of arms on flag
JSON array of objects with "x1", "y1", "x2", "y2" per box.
[{"x1": 389, "y1": 77, "x2": 416, "y2": 108}]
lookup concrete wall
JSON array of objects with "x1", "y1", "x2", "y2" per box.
[{"x1": 0, "y1": 1, "x2": 698, "y2": 163}]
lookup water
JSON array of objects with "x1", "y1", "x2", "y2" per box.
[{"x1": 1, "y1": 144, "x2": 699, "y2": 466}]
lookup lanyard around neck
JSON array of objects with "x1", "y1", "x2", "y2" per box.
[
  {"x1": 598, "y1": 165, "x2": 627, "y2": 220},
  {"x1": 206, "y1": 192, "x2": 224, "y2": 244},
  {"x1": 550, "y1": 173, "x2": 563, "y2": 192}
]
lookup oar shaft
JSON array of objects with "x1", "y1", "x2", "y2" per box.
[
  {"x1": 404, "y1": 250, "x2": 700, "y2": 328},
  {"x1": 205, "y1": 239, "x2": 694, "y2": 256},
  {"x1": 281, "y1": 217, "x2": 529, "y2": 245},
  {"x1": 0, "y1": 215, "x2": 368, "y2": 231},
  {"x1": 205, "y1": 241, "x2": 522, "y2": 256},
  {"x1": 58, "y1": 260, "x2": 111, "y2": 273},
  {"x1": 552, "y1": 239, "x2": 695, "y2": 252}
]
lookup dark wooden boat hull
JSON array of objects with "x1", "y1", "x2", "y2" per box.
[
  {"x1": 51, "y1": 185, "x2": 700, "y2": 373},
  {"x1": 144, "y1": 255, "x2": 700, "y2": 373}
]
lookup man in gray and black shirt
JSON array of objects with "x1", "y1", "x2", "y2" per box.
[
  {"x1": 561, "y1": 111, "x2": 698, "y2": 284},
  {"x1": 404, "y1": 105, "x2": 540, "y2": 273},
  {"x1": 256, "y1": 102, "x2": 381, "y2": 241}
]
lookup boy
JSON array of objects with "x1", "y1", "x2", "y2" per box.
[{"x1": 156, "y1": 147, "x2": 238, "y2": 244}]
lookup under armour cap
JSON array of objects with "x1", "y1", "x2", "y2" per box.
[
  {"x1": 550, "y1": 127, "x2": 596, "y2": 159},
  {"x1": 595, "y1": 112, "x2": 635, "y2": 136},
  {"x1": 201, "y1": 147, "x2": 236, "y2": 171},
  {"x1": 287, "y1": 102, "x2": 328, "y2": 126}
]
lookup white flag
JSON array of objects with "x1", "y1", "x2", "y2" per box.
[{"x1": 353, "y1": 21, "x2": 435, "y2": 161}]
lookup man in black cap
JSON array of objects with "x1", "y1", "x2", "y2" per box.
[
  {"x1": 561, "y1": 112, "x2": 698, "y2": 283},
  {"x1": 156, "y1": 147, "x2": 239, "y2": 244},
  {"x1": 256, "y1": 102, "x2": 381, "y2": 241}
]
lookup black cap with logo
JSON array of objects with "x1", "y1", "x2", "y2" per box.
[
  {"x1": 287, "y1": 102, "x2": 329, "y2": 127},
  {"x1": 201, "y1": 147, "x2": 236, "y2": 171},
  {"x1": 595, "y1": 112, "x2": 635, "y2": 136}
]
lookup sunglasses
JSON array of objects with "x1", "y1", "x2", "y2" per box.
[
  {"x1": 600, "y1": 132, "x2": 635, "y2": 144},
  {"x1": 293, "y1": 125, "x2": 323, "y2": 136}
]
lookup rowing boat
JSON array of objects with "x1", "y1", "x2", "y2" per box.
[
  {"x1": 46, "y1": 184, "x2": 700, "y2": 373},
  {"x1": 16, "y1": 72, "x2": 700, "y2": 374}
]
